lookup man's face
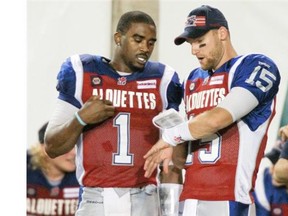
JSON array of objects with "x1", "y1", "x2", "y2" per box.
[
  {"x1": 118, "y1": 22, "x2": 157, "y2": 72},
  {"x1": 186, "y1": 29, "x2": 224, "y2": 71}
]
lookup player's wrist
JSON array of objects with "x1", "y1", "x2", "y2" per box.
[
  {"x1": 74, "y1": 111, "x2": 87, "y2": 126},
  {"x1": 162, "y1": 121, "x2": 195, "y2": 146}
]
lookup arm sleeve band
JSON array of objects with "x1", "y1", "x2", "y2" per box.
[
  {"x1": 217, "y1": 87, "x2": 259, "y2": 122},
  {"x1": 47, "y1": 99, "x2": 79, "y2": 130}
]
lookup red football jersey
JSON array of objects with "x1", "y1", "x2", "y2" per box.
[
  {"x1": 181, "y1": 54, "x2": 280, "y2": 204},
  {"x1": 57, "y1": 54, "x2": 182, "y2": 187}
]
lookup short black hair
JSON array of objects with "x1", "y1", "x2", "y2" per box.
[
  {"x1": 38, "y1": 122, "x2": 48, "y2": 144},
  {"x1": 116, "y1": 11, "x2": 156, "y2": 34}
]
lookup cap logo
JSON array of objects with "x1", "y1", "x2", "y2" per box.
[{"x1": 185, "y1": 15, "x2": 206, "y2": 27}]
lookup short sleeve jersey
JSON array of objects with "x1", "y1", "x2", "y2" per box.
[
  {"x1": 182, "y1": 54, "x2": 281, "y2": 204},
  {"x1": 56, "y1": 54, "x2": 182, "y2": 187}
]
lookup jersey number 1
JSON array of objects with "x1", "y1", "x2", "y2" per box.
[{"x1": 112, "y1": 113, "x2": 134, "y2": 165}]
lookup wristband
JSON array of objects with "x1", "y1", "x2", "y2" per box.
[
  {"x1": 162, "y1": 121, "x2": 195, "y2": 146},
  {"x1": 74, "y1": 112, "x2": 87, "y2": 126}
]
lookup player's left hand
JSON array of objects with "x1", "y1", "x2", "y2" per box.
[{"x1": 143, "y1": 139, "x2": 172, "y2": 178}]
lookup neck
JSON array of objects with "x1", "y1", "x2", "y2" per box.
[
  {"x1": 109, "y1": 60, "x2": 133, "y2": 74},
  {"x1": 215, "y1": 45, "x2": 238, "y2": 70}
]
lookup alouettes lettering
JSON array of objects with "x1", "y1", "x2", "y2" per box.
[
  {"x1": 92, "y1": 88, "x2": 156, "y2": 109},
  {"x1": 26, "y1": 198, "x2": 78, "y2": 216},
  {"x1": 186, "y1": 87, "x2": 226, "y2": 112}
]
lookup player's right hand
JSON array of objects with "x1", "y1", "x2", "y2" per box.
[
  {"x1": 78, "y1": 95, "x2": 115, "y2": 124},
  {"x1": 143, "y1": 139, "x2": 172, "y2": 178}
]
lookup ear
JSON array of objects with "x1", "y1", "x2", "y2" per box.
[
  {"x1": 114, "y1": 32, "x2": 121, "y2": 46},
  {"x1": 218, "y1": 26, "x2": 228, "y2": 40}
]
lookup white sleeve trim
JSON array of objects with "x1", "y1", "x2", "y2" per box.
[
  {"x1": 70, "y1": 54, "x2": 84, "y2": 105},
  {"x1": 217, "y1": 87, "x2": 259, "y2": 122},
  {"x1": 47, "y1": 99, "x2": 79, "y2": 129},
  {"x1": 160, "y1": 64, "x2": 176, "y2": 110}
]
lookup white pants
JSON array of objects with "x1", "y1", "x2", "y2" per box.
[
  {"x1": 179, "y1": 199, "x2": 256, "y2": 216},
  {"x1": 76, "y1": 184, "x2": 159, "y2": 216}
]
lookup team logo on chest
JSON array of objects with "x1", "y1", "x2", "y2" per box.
[
  {"x1": 50, "y1": 186, "x2": 60, "y2": 197},
  {"x1": 117, "y1": 77, "x2": 127, "y2": 85},
  {"x1": 189, "y1": 82, "x2": 195, "y2": 91},
  {"x1": 203, "y1": 77, "x2": 209, "y2": 85},
  {"x1": 90, "y1": 75, "x2": 102, "y2": 86}
]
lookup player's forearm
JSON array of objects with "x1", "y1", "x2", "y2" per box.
[
  {"x1": 189, "y1": 107, "x2": 233, "y2": 139},
  {"x1": 188, "y1": 86, "x2": 258, "y2": 139},
  {"x1": 161, "y1": 107, "x2": 233, "y2": 147},
  {"x1": 44, "y1": 119, "x2": 83, "y2": 158}
]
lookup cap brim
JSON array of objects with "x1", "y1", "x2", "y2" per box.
[
  {"x1": 174, "y1": 28, "x2": 210, "y2": 45},
  {"x1": 174, "y1": 34, "x2": 188, "y2": 46}
]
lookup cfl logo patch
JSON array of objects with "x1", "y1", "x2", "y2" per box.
[{"x1": 117, "y1": 77, "x2": 127, "y2": 85}]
